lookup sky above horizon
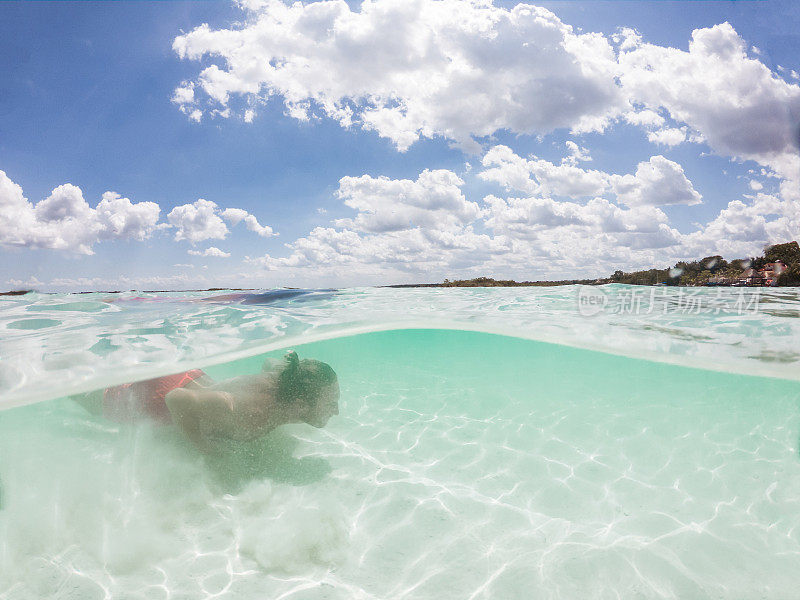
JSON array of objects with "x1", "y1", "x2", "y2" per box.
[{"x1": 1, "y1": 0, "x2": 799, "y2": 291}]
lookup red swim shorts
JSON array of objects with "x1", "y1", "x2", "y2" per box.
[{"x1": 103, "y1": 369, "x2": 205, "y2": 424}]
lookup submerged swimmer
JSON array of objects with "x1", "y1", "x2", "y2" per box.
[{"x1": 74, "y1": 351, "x2": 339, "y2": 453}]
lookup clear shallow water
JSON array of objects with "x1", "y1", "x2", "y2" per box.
[{"x1": 1, "y1": 289, "x2": 800, "y2": 598}]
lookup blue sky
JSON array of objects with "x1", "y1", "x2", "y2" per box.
[{"x1": 1, "y1": 0, "x2": 798, "y2": 290}]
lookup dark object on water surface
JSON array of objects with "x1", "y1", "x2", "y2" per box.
[{"x1": 202, "y1": 289, "x2": 337, "y2": 305}]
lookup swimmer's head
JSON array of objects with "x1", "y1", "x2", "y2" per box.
[{"x1": 276, "y1": 351, "x2": 339, "y2": 427}]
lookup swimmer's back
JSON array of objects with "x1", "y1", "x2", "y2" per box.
[{"x1": 103, "y1": 369, "x2": 206, "y2": 423}]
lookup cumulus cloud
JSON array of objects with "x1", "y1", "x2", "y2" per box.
[
  {"x1": 168, "y1": 200, "x2": 275, "y2": 243},
  {"x1": 683, "y1": 193, "x2": 800, "y2": 258},
  {"x1": 0, "y1": 170, "x2": 275, "y2": 259},
  {"x1": 611, "y1": 155, "x2": 702, "y2": 207},
  {"x1": 247, "y1": 165, "x2": 506, "y2": 275},
  {"x1": 247, "y1": 152, "x2": 698, "y2": 282},
  {"x1": 647, "y1": 127, "x2": 687, "y2": 147},
  {"x1": 172, "y1": 83, "x2": 195, "y2": 106},
  {"x1": 173, "y1": 6, "x2": 798, "y2": 202},
  {"x1": 221, "y1": 207, "x2": 275, "y2": 237},
  {"x1": 248, "y1": 224, "x2": 505, "y2": 277},
  {"x1": 5, "y1": 276, "x2": 44, "y2": 289},
  {"x1": 235, "y1": 152, "x2": 799, "y2": 282},
  {"x1": 483, "y1": 194, "x2": 679, "y2": 249},
  {"x1": 167, "y1": 199, "x2": 230, "y2": 243},
  {"x1": 334, "y1": 169, "x2": 481, "y2": 233},
  {"x1": 238, "y1": 133, "x2": 797, "y2": 282},
  {"x1": 479, "y1": 145, "x2": 610, "y2": 198},
  {"x1": 618, "y1": 22, "x2": 800, "y2": 191},
  {"x1": 172, "y1": 0, "x2": 626, "y2": 151},
  {"x1": 188, "y1": 246, "x2": 231, "y2": 258},
  {"x1": 478, "y1": 146, "x2": 702, "y2": 208},
  {"x1": 0, "y1": 171, "x2": 160, "y2": 254},
  {"x1": 624, "y1": 109, "x2": 665, "y2": 129},
  {"x1": 563, "y1": 140, "x2": 592, "y2": 165}
]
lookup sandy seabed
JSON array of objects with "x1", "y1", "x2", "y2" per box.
[{"x1": 2, "y1": 329, "x2": 800, "y2": 599}]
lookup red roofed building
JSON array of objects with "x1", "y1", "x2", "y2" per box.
[{"x1": 759, "y1": 260, "x2": 787, "y2": 286}]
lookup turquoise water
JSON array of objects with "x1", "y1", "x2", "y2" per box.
[{"x1": 1, "y1": 288, "x2": 800, "y2": 598}]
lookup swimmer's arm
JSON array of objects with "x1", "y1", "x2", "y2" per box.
[{"x1": 165, "y1": 388, "x2": 235, "y2": 454}]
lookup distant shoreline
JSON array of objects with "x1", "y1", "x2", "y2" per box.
[
  {"x1": 384, "y1": 278, "x2": 599, "y2": 288},
  {"x1": 3, "y1": 240, "x2": 799, "y2": 295},
  {"x1": 0, "y1": 288, "x2": 259, "y2": 296}
]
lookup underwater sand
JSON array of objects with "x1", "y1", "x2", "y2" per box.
[{"x1": 2, "y1": 328, "x2": 800, "y2": 599}]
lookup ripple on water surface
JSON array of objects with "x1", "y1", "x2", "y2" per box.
[
  {"x1": 2, "y1": 286, "x2": 800, "y2": 407},
  {"x1": 1, "y1": 329, "x2": 800, "y2": 599}
]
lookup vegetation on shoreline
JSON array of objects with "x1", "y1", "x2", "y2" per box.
[
  {"x1": 608, "y1": 241, "x2": 800, "y2": 287},
  {"x1": 390, "y1": 241, "x2": 800, "y2": 288}
]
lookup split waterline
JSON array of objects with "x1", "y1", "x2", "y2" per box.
[{"x1": 1, "y1": 288, "x2": 800, "y2": 598}]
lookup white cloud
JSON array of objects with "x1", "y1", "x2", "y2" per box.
[
  {"x1": 246, "y1": 156, "x2": 695, "y2": 282},
  {"x1": 684, "y1": 193, "x2": 800, "y2": 258},
  {"x1": 612, "y1": 27, "x2": 642, "y2": 52},
  {"x1": 611, "y1": 155, "x2": 702, "y2": 207},
  {"x1": 0, "y1": 170, "x2": 160, "y2": 255},
  {"x1": 221, "y1": 207, "x2": 275, "y2": 237},
  {"x1": 5, "y1": 276, "x2": 44, "y2": 289},
  {"x1": 749, "y1": 180, "x2": 763, "y2": 191},
  {"x1": 478, "y1": 146, "x2": 702, "y2": 208},
  {"x1": 167, "y1": 199, "x2": 229, "y2": 243},
  {"x1": 646, "y1": 127, "x2": 686, "y2": 147},
  {"x1": 167, "y1": 200, "x2": 275, "y2": 244},
  {"x1": 479, "y1": 145, "x2": 610, "y2": 198},
  {"x1": 244, "y1": 134, "x2": 800, "y2": 282},
  {"x1": 0, "y1": 170, "x2": 275, "y2": 259},
  {"x1": 247, "y1": 165, "x2": 506, "y2": 275},
  {"x1": 484, "y1": 194, "x2": 679, "y2": 249},
  {"x1": 624, "y1": 109, "x2": 665, "y2": 129},
  {"x1": 248, "y1": 224, "x2": 506, "y2": 277},
  {"x1": 334, "y1": 169, "x2": 481, "y2": 233},
  {"x1": 95, "y1": 192, "x2": 164, "y2": 241},
  {"x1": 223, "y1": 147, "x2": 800, "y2": 283},
  {"x1": 618, "y1": 22, "x2": 800, "y2": 192},
  {"x1": 172, "y1": 6, "x2": 798, "y2": 202},
  {"x1": 173, "y1": 0, "x2": 626, "y2": 151},
  {"x1": 45, "y1": 273, "x2": 204, "y2": 291},
  {"x1": 34, "y1": 183, "x2": 93, "y2": 222},
  {"x1": 171, "y1": 83, "x2": 195, "y2": 106},
  {"x1": 563, "y1": 140, "x2": 592, "y2": 165},
  {"x1": 188, "y1": 246, "x2": 231, "y2": 258}
]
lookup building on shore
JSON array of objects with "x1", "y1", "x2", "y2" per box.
[
  {"x1": 759, "y1": 261, "x2": 787, "y2": 286},
  {"x1": 707, "y1": 274, "x2": 734, "y2": 286},
  {"x1": 725, "y1": 261, "x2": 787, "y2": 286}
]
